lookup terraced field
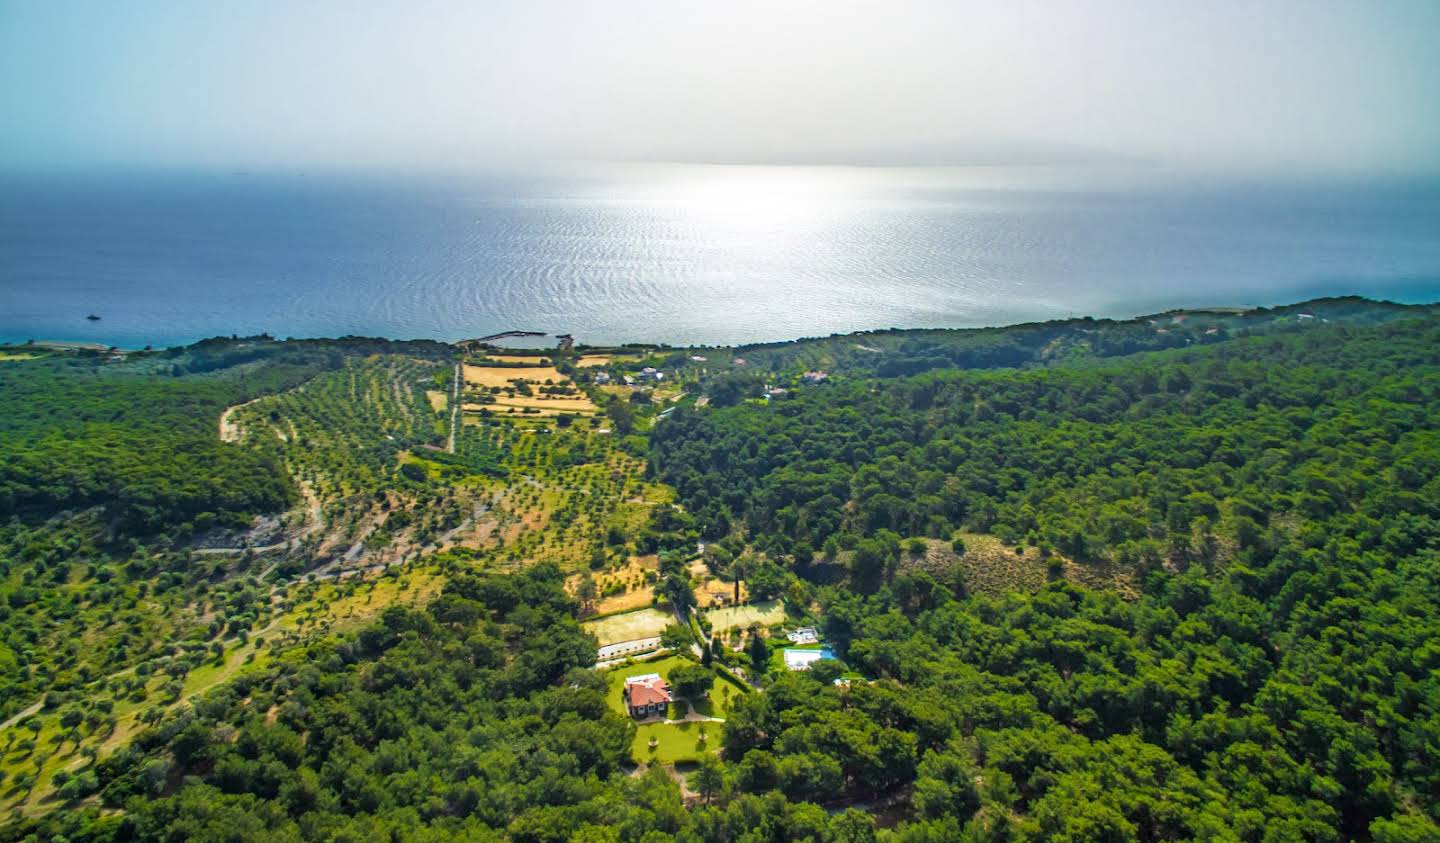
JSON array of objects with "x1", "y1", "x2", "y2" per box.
[{"x1": 461, "y1": 361, "x2": 599, "y2": 420}]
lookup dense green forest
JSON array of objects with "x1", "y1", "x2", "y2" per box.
[
  {"x1": 3, "y1": 304, "x2": 1439, "y2": 840},
  {"x1": 650, "y1": 316, "x2": 1440, "y2": 837},
  {"x1": 719, "y1": 296, "x2": 1436, "y2": 379},
  {"x1": 654, "y1": 319, "x2": 1440, "y2": 563},
  {"x1": 0, "y1": 338, "x2": 449, "y2": 538}
]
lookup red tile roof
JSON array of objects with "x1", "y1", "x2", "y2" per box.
[{"x1": 625, "y1": 675, "x2": 672, "y2": 708}]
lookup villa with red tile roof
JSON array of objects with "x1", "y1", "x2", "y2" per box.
[{"x1": 623, "y1": 673, "x2": 672, "y2": 718}]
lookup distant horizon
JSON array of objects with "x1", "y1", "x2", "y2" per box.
[
  {"x1": 10, "y1": 291, "x2": 1438, "y2": 354},
  {"x1": 7, "y1": 158, "x2": 1440, "y2": 187}
]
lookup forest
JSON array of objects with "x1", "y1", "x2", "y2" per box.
[
  {"x1": 651, "y1": 315, "x2": 1440, "y2": 838},
  {"x1": 719, "y1": 297, "x2": 1436, "y2": 379},
  {"x1": 0, "y1": 337, "x2": 450, "y2": 538},
  {"x1": 2, "y1": 304, "x2": 1438, "y2": 841}
]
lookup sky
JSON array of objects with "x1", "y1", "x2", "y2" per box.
[{"x1": 2, "y1": 0, "x2": 1439, "y2": 175}]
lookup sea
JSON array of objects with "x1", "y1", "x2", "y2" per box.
[{"x1": 2, "y1": 163, "x2": 1438, "y2": 349}]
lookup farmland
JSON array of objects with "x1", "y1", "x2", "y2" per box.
[{"x1": 460, "y1": 360, "x2": 599, "y2": 420}]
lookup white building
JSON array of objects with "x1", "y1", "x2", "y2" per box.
[{"x1": 787, "y1": 628, "x2": 819, "y2": 645}]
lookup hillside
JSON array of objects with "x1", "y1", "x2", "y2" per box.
[
  {"x1": 713, "y1": 295, "x2": 1437, "y2": 377},
  {"x1": 2, "y1": 301, "x2": 1438, "y2": 841}
]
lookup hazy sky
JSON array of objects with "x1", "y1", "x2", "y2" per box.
[{"x1": 2, "y1": 0, "x2": 1438, "y2": 174}]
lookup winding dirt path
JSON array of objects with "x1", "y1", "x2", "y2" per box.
[
  {"x1": 448, "y1": 361, "x2": 461, "y2": 452},
  {"x1": 219, "y1": 396, "x2": 265, "y2": 442},
  {"x1": 0, "y1": 700, "x2": 42, "y2": 733}
]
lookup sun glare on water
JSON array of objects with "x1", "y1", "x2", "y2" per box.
[{"x1": 655, "y1": 166, "x2": 864, "y2": 238}]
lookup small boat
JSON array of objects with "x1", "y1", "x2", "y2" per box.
[{"x1": 86, "y1": 314, "x2": 101, "y2": 321}]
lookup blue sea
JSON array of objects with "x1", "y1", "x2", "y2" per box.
[{"x1": 2, "y1": 164, "x2": 1438, "y2": 348}]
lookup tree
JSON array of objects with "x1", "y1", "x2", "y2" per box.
[
  {"x1": 729, "y1": 555, "x2": 748, "y2": 604},
  {"x1": 605, "y1": 399, "x2": 636, "y2": 435},
  {"x1": 747, "y1": 632, "x2": 769, "y2": 676},
  {"x1": 831, "y1": 809, "x2": 878, "y2": 843},
  {"x1": 746, "y1": 558, "x2": 789, "y2": 600},
  {"x1": 850, "y1": 538, "x2": 891, "y2": 594},
  {"x1": 693, "y1": 755, "x2": 726, "y2": 805},
  {"x1": 58, "y1": 707, "x2": 83, "y2": 730},
  {"x1": 660, "y1": 623, "x2": 692, "y2": 652},
  {"x1": 913, "y1": 748, "x2": 981, "y2": 821},
  {"x1": 659, "y1": 556, "x2": 697, "y2": 616},
  {"x1": 669, "y1": 664, "x2": 716, "y2": 701},
  {"x1": 13, "y1": 770, "x2": 36, "y2": 796},
  {"x1": 808, "y1": 658, "x2": 845, "y2": 686},
  {"x1": 576, "y1": 572, "x2": 598, "y2": 614}
]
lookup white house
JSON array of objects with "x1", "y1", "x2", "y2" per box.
[{"x1": 787, "y1": 628, "x2": 819, "y2": 645}]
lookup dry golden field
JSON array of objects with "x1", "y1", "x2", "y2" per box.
[{"x1": 463, "y1": 363, "x2": 567, "y2": 387}]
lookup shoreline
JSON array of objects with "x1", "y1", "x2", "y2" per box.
[{"x1": 3, "y1": 294, "x2": 1437, "y2": 356}]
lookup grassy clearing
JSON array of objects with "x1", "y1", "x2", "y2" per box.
[
  {"x1": 591, "y1": 587, "x2": 656, "y2": 615},
  {"x1": 947, "y1": 533, "x2": 1048, "y2": 595},
  {"x1": 632, "y1": 720, "x2": 717, "y2": 765},
  {"x1": 578, "y1": 353, "x2": 645, "y2": 367},
  {"x1": 485, "y1": 395, "x2": 597, "y2": 413},
  {"x1": 893, "y1": 534, "x2": 1046, "y2": 597},
  {"x1": 689, "y1": 561, "x2": 747, "y2": 608},
  {"x1": 467, "y1": 404, "x2": 569, "y2": 418},
  {"x1": 604, "y1": 657, "x2": 723, "y2": 764},
  {"x1": 574, "y1": 555, "x2": 658, "y2": 615},
  {"x1": 704, "y1": 599, "x2": 785, "y2": 634},
  {"x1": 482, "y1": 354, "x2": 552, "y2": 365},
  {"x1": 690, "y1": 674, "x2": 746, "y2": 719},
  {"x1": 425, "y1": 390, "x2": 447, "y2": 412},
  {"x1": 585, "y1": 607, "x2": 673, "y2": 646},
  {"x1": 462, "y1": 363, "x2": 599, "y2": 419},
  {"x1": 462, "y1": 363, "x2": 567, "y2": 388},
  {"x1": 898, "y1": 534, "x2": 1137, "y2": 599}
]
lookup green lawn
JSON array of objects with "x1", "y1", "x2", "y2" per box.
[
  {"x1": 604, "y1": 656, "x2": 739, "y2": 764},
  {"x1": 691, "y1": 671, "x2": 747, "y2": 718},
  {"x1": 632, "y1": 720, "x2": 719, "y2": 765},
  {"x1": 603, "y1": 656, "x2": 690, "y2": 716}
]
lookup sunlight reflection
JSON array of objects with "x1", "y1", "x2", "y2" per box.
[{"x1": 660, "y1": 166, "x2": 859, "y2": 236}]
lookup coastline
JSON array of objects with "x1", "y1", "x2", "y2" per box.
[{"x1": 5, "y1": 294, "x2": 1438, "y2": 357}]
